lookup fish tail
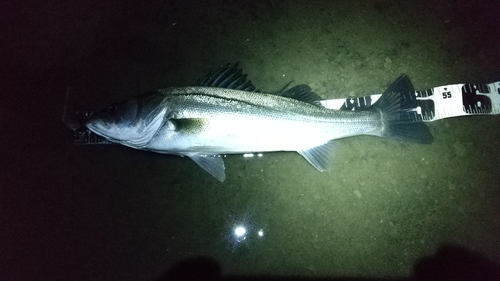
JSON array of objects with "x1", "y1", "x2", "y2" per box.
[{"x1": 371, "y1": 75, "x2": 433, "y2": 144}]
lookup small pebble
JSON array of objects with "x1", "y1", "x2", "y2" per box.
[{"x1": 354, "y1": 190, "x2": 362, "y2": 199}]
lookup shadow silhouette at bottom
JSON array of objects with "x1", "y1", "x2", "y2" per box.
[
  {"x1": 413, "y1": 243, "x2": 500, "y2": 281},
  {"x1": 156, "y1": 244, "x2": 500, "y2": 281}
]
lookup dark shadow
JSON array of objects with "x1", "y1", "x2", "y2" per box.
[
  {"x1": 156, "y1": 256, "x2": 222, "y2": 281},
  {"x1": 413, "y1": 243, "x2": 500, "y2": 281},
  {"x1": 156, "y1": 244, "x2": 500, "y2": 281}
]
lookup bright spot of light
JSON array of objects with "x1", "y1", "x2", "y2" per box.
[
  {"x1": 416, "y1": 106, "x2": 422, "y2": 115},
  {"x1": 234, "y1": 226, "x2": 246, "y2": 236},
  {"x1": 243, "y1": 153, "x2": 264, "y2": 158},
  {"x1": 234, "y1": 225, "x2": 247, "y2": 242},
  {"x1": 258, "y1": 229, "x2": 264, "y2": 237}
]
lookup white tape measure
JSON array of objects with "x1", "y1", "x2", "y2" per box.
[{"x1": 321, "y1": 80, "x2": 500, "y2": 122}]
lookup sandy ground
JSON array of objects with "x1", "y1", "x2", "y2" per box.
[{"x1": 2, "y1": 0, "x2": 500, "y2": 280}]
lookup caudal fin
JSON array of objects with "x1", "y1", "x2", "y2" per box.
[{"x1": 371, "y1": 75, "x2": 433, "y2": 144}]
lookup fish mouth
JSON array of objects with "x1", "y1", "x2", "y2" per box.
[
  {"x1": 85, "y1": 114, "x2": 118, "y2": 137},
  {"x1": 85, "y1": 119, "x2": 129, "y2": 144}
]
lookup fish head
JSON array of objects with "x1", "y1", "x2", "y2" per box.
[{"x1": 86, "y1": 92, "x2": 167, "y2": 147}]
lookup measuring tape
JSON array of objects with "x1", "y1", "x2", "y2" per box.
[
  {"x1": 321, "y1": 80, "x2": 500, "y2": 122},
  {"x1": 66, "y1": 79, "x2": 500, "y2": 144}
]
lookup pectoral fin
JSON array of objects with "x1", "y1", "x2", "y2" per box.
[{"x1": 187, "y1": 153, "x2": 226, "y2": 182}]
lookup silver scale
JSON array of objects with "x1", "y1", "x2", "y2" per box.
[{"x1": 64, "y1": 79, "x2": 500, "y2": 144}]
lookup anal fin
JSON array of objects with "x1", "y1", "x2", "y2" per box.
[{"x1": 297, "y1": 141, "x2": 336, "y2": 172}]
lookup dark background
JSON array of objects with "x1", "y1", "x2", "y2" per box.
[{"x1": 2, "y1": 0, "x2": 500, "y2": 280}]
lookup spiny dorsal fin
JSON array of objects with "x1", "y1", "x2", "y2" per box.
[{"x1": 196, "y1": 63, "x2": 258, "y2": 91}]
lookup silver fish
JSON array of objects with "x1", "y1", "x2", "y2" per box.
[{"x1": 86, "y1": 64, "x2": 432, "y2": 181}]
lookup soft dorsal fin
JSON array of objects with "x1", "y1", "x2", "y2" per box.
[
  {"x1": 281, "y1": 85, "x2": 323, "y2": 106},
  {"x1": 196, "y1": 63, "x2": 258, "y2": 91}
]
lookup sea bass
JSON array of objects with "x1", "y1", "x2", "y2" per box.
[{"x1": 86, "y1": 64, "x2": 432, "y2": 181}]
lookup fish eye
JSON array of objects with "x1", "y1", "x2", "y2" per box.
[{"x1": 105, "y1": 104, "x2": 118, "y2": 114}]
